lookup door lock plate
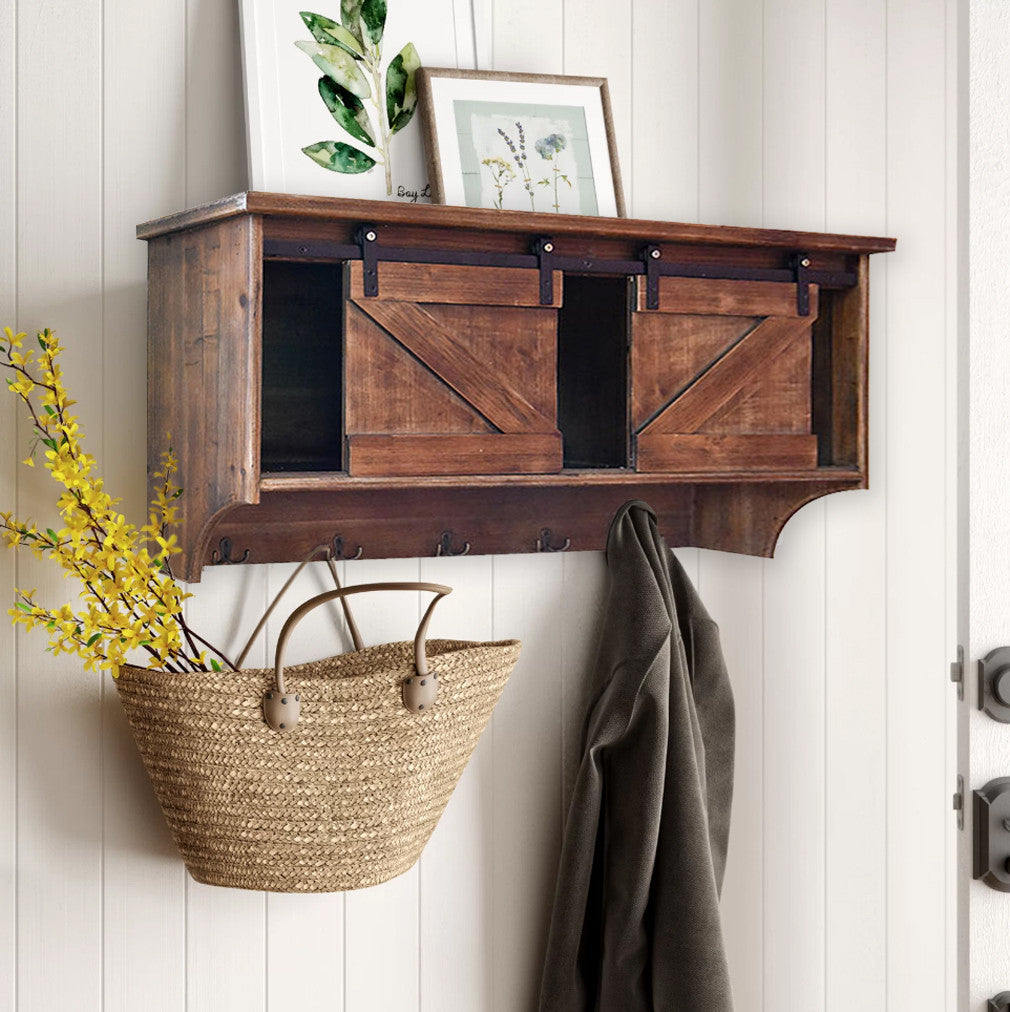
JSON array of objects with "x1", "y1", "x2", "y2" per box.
[
  {"x1": 979, "y1": 647, "x2": 1010, "y2": 722},
  {"x1": 974, "y1": 778, "x2": 1010, "y2": 891}
]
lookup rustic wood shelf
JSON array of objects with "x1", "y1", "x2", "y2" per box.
[{"x1": 139, "y1": 191, "x2": 894, "y2": 581}]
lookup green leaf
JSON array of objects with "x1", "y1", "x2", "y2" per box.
[
  {"x1": 294, "y1": 40, "x2": 370, "y2": 99},
  {"x1": 318, "y1": 77, "x2": 375, "y2": 146},
  {"x1": 385, "y1": 42, "x2": 420, "y2": 135},
  {"x1": 43, "y1": 404, "x2": 55, "y2": 415},
  {"x1": 299, "y1": 11, "x2": 364, "y2": 58},
  {"x1": 45, "y1": 528, "x2": 58, "y2": 543},
  {"x1": 340, "y1": 0, "x2": 364, "y2": 44},
  {"x1": 302, "y1": 141, "x2": 377, "y2": 174},
  {"x1": 15, "y1": 601, "x2": 31, "y2": 613},
  {"x1": 210, "y1": 658, "x2": 222, "y2": 672},
  {"x1": 37, "y1": 334, "x2": 46, "y2": 349},
  {"x1": 86, "y1": 632, "x2": 101, "y2": 647},
  {"x1": 360, "y1": 0, "x2": 386, "y2": 45}
]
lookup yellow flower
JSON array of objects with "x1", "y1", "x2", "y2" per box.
[{"x1": 0, "y1": 328, "x2": 227, "y2": 676}]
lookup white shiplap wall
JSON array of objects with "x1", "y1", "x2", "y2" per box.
[{"x1": 0, "y1": 1, "x2": 958, "y2": 1009}]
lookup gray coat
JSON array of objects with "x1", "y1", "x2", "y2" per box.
[{"x1": 540, "y1": 500, "x2": 735, "y2": 1011}]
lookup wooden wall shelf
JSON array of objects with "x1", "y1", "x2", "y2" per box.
[{"x1": 139, "y1": 191, "x2": 894, "y2": 582}]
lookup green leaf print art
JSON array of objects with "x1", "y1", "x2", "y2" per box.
[{"x1": 296, "y1": 3, "x2": 420, "y2": 195}]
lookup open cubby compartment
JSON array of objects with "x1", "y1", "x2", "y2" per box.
[
  {"x1": 140, "y1": 192, "x2": 892, "y2": 581},
  {"x1": 260, "y1": 260, "x2": 344, "y2": 472}
]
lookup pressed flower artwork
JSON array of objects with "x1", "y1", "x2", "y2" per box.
[{"x1": 417, "y1": 70, "x2": 625, "y2": 217}]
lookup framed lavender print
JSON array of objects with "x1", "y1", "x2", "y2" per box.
[{"x1": 416, "y1": 69, "x2": 626, "y2": 217}]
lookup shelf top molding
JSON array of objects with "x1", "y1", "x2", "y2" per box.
[{"x1": 137, "y1": 190, "x2": 896, "y2": 256}]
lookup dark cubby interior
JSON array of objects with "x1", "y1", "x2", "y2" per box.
[
  {"x1": 261, "y1": 261, "x2": 344, "y2": 472},
  {"x1": 557, "y1": 274, "x2": 630, "y2": 468}
]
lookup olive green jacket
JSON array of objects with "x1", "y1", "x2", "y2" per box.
[{"x1": 540, "y1": 500, "x2": 735, "y2": 1011}]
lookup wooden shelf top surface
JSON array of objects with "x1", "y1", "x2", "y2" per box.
[
  {"x1": 259, "y1": 467, "x2": 865, "y2": 494},
  {"x1": 137, "y1": 190, "x2": 896, "y2": 255}
]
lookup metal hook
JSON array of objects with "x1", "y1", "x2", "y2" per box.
[
  {"x1": 210, "y1": 537, "x2": 250, "y2": 565},
  {"x1": 330, "y1": 535, "x2": 364, "y2": 561},
  {"x1": 435, "y1": 531, "x2": 471, "y2": 557},
  {"x1": 536, "y1": 528, "x2": 571, "y2": 553}
]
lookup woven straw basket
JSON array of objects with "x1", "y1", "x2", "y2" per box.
[{"x1": 115, "y1": 579, "x2": 520, "y2": 892}]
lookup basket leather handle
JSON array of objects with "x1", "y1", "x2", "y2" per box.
[
  {"x1": 234, "y1": 543, "x2": 364, "y2": 671},
  {"x1": 263, "y1": 582, "x2": 452, "y2": 732}
]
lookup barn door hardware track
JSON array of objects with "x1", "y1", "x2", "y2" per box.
[{"x1": 264, "y1": 232, "x2": 853, "y2": 311}]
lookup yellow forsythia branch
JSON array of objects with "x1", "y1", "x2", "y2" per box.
[{"x1": 0, "y1": 326, "x2": 231, "y2": 674}]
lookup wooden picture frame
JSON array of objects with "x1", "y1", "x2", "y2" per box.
[{"x1": 416, "y1": 68, "x2": 626, "y2": 217}]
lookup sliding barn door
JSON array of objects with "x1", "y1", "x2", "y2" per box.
[
  {"x1": 344, "y1": 262, "x2": 564, "y2": 477},
  {"x1": 631, "y1": 277, "x2": 819, "y2": 472}
]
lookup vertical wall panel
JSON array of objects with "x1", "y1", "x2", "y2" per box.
[
  {"x1": 184, "y1": 565, "x2": 269, "y2": 1012},
  {"x1": 705, "y1": 552, "x2": 765, "y2": 1006},
  {"x1": 419, "y1": 554, "x2": 495, "y2": 1012},
  {"x1": 342, "y1": 557, "x2": 422, "y2": 1012},
  {"x1": 886, "y1": 3, "x2": 952, "y2": 1008},
  {"x1": 491, "y1": 553, "x2": 564, "y2": 1012},
  {"x1": 631, "y1": 0, "x2": 699, "y2": 223},
  {"x1": 698, "y1": 0, "x2": 763, "y2": 228},
  {"x1": 761, "y1": 4, "x2": 829, "y2": 1010},
  {"x1": 0, "y1": 1, "x2": 960, "y2": 1008},
  {"x1": 824, "y1": 1, "x2": 889, "y2": 1008},
  {"x1": 697, "y1": 2, "x2": 765, "y2": 1005},
  {"x1": 101, "y1": 1, "x2": 188, "y2": 1007},
  {"x1": 564, "y1": 0, "x2": 632, "y2": 201},
  {"x1": 559, "y1": 552, "x2": 608, "y2": 812},
  {"x1": 0, "y1": 0, "x2": 15, "y2": 1005},
  {"x1": 187, "y1": 0, "x2": 248, "y2": 204},
  {"x1": 492, "y1": 0, "x2": 563, "y2": 74},
  {"x1": 181, "y1": 3, "x2": 266, "y2": 1006},
  {"x1": 263, "y1": 559, "x2": 347, "y2": 1012},
  {"x1": 15, "y1": 0, "x2": 105, "y2": 1007}
]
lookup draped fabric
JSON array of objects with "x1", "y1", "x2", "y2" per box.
[{"x1": 539, "y1": 500, "x2": 735, "y2": 1011}]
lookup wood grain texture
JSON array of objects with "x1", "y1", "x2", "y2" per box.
[
  {"x1": 636, "y1": 433, "x2": 818, "y2": 472},
  {"x1": 348, "y1": 260, "x2": 563, "y2": 307},
  {"x1": 636, "y1": 276, "x2": 819, "y2": 317},
  {"x1": 347, "y1": 433, "x2": 563, "y2": 476},
  {"x1": 348, "y1": 298, "x2": 558, "y2": 433},
  {"x1": 138, "y1": 190, "x2": 896, "y2": 254},
  {"x1": 638, "y1": 316, "x2": 815, "y2": 436},
  {"x1": 631, "y1": 314, "x2": 755, "y2": 429},
  {"x1": 147, "y1": 215, "x2": 262, "y2": 582},
  {"x1": 344, "y1": 302, "x2": 494, "y2": 437}
]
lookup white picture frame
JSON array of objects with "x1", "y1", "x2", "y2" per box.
[{"x1": 239, "y1": 0, "x2": 476, "y2": 203}]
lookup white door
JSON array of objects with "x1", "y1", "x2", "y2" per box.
[{"x1": 960, "y1": 3, "x2": 1010, "y2": 1008}]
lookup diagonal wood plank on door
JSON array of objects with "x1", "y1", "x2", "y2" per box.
[
  {"x1": 638, "y1": 315, "x2": 815, "y2": 436},
  {"x1": 350, "y1": 298, "x2": 556, "y2": 434}
]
